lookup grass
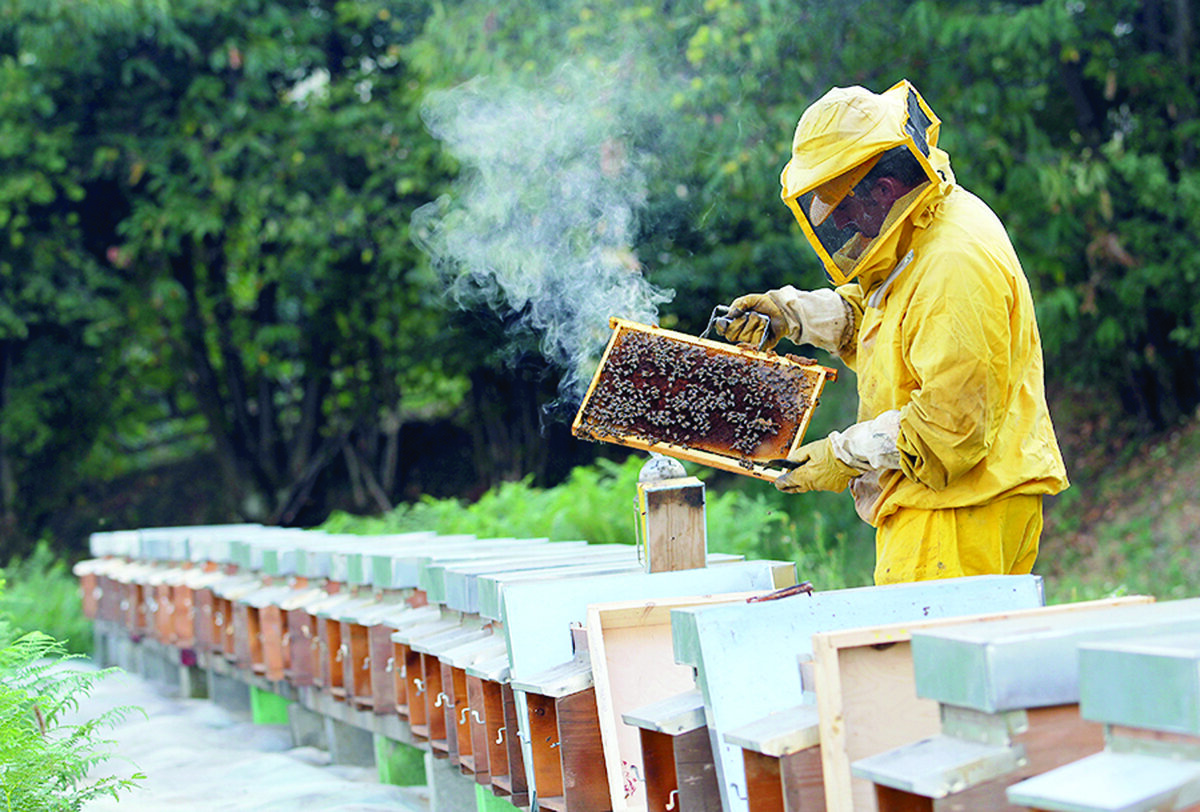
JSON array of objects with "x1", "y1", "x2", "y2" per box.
[{"x1": 1037, "y1": 385, "x2": 1200, "y2": 603}]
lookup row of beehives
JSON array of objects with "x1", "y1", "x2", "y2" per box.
[
  {"x1": 72, "y1": 522, "x2": 798, "y2": 812},
  {"x1": 75, "y1": 524, "x2": 1200, "y2": 812}
]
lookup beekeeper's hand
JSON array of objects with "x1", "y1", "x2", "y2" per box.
[
  {"x1": 775, "y1": 437, "x2": 860, "y2": 494},
  {"x1": 775, "y1": 410, "x2": 902, "y2": 495},
  {"x1": 719, "y1": 287, "x2": 856, "y2": 354},
  {"x1": 717, "y1": 292, "x2": 791, "y2": 350}
]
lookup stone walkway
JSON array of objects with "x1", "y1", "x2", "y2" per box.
[{"x1": 65, "y1": 661, "x2": 430, "y2": 811}]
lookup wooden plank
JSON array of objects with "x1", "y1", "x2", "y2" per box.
[
  {"x1": 439, "y1": 661, "x2": 460, "y2": 765},
  {"x1": 811, "y1": 596, "x2": 1151, "y2": 812},
  {"x1": 876, "y1": 786, "x2": 933, "y2": 812},
  {"x1": 675, "y1": 726, "x2": 723, "y2": 812},
  {"x1": 260, "y1": 605, "x2": 286, "y2": 682},
  {"x1": 246, "y1": 605, "x2": 265, "y2": 673},
  {"x1": 317, "y1": 614, "x2": 343, "y2": 694},
  {"x1": 480, "y1": 677, "x2": 507, "y2": 785},
  {"x1": 422, "y1": 652, "x2": 448, "y2": 754},
  {"x1": 781, "y1": 748, "x2": 825, "y2": 812},
  {"x1": 744, "y1": 749, "x2": 785, "y2": 812},
  {"x1": 528, "y1": 692, "x2": 564, "y2": 798},
  {"x1": 174, "y1": 578, "x2": 194, "y2": 647},
  {"x1": 502, "y1": 681, "x2": 530, "y2": 806},
  {"x1": 640, "y1": 729, "x2": 678, "y2": 812},
  {"x1": 559, "y1": 687, "x2": 610, "y2": 811},
  {"x1": 79, "y1": 572, "x2": 100, "y2": 619},
  {"x1": 368, "y1": 624, "x2": 397, "y2": 714},
  {"x1": 346, "y1": 622, "x2": 372, "y2": 709},
  {"x1": 466, "y1": 675, "x2": 491, "y2": 783},
  {"x1": 642, "y1": 478, "x2": 707, "y2": 574},
  {"x1": 406, "y1": 644, "x2": 429, "y2": 738},
  {"x1": 285, "y1": 607, "x2": 315, "y2": 685}
]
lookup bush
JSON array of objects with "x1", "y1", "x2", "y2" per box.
[
  {"x1": 0, "y1": 541, "x2": 93, "y2": 656},
  {"x1": 324, "y1": 454, "x2": 876, "y2": 591}
]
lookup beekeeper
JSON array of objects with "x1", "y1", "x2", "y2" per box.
[{"x1": 718, "y1": 80, "x2": 1068, "y2": 584}]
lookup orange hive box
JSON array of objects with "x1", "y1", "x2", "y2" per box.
[{"x1": 572, "y1": 318, "x2": 837, "y2": 481}]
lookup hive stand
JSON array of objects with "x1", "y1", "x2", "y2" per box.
[
  {"x1": 623, "y1": 689, "x2": 724, "y2": 812},
  {"x1": 668, "y1": 574, "x2": 1046, "y2": 812},
  {"x1": 849, "y1": 597, "x2": 1200, "y2": 811},
  {"x1": 1005, "y1": 632, "x2": 1200, "y2": 812}
]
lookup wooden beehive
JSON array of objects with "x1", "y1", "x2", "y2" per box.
[{"x1": 572, "y1": 318, "x2": 837, "y2": 481}]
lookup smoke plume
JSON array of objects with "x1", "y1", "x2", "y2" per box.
[{"x1": 411, "y1": 62, "x2": 675, "y2": 407}]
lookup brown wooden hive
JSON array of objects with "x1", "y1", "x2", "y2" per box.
[{"x1": 572, "y1": 318, "x2": 837, "y2": 481}]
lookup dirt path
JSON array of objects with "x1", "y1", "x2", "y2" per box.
[{"x1": 65, "y1": 661, "x2": 429, "y2": 811}]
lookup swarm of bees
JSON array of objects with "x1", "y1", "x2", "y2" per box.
[{"x1": 575, "y1": 328, "x2": 818, "y2": 462}]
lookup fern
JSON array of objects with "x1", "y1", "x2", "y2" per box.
[{"x1": 0, "y1": 610, "x2": 144, "y2": 811}]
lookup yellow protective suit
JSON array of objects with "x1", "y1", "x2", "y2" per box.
[{"x1": 780, "y1": 82, "x2": 1069, "y2": 584}]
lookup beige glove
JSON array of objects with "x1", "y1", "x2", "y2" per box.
[
  {"x1": 774, "y1": 437, "x2": 860, "y2": 494},
  {"x1": 768, "y1": 286, "x2": 856, "y2": 354},
  {"x1": 776, "y1": 410, "x2": 902, "y2": 499},
  {"x1": 829, "y1": 410, "x2": 902, "y2": 470},
  {"x1": 718, "y1": 287, "x2": 855, "y2": 354},
  {"x1": 718, "y1": 291, "x2": 792, "y2": 350}
]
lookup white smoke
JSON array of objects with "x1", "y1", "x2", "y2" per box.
[{"x1": 411, "y1": 62, "x2": 675, "y2": 405}]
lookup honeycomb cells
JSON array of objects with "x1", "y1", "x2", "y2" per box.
[{"x1": 577, "y1": 329, "x2": 817, "y2": 460}]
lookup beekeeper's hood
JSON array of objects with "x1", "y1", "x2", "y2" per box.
[{"x1": 780, "y1": 80, "x2": 950, "y2": 286}]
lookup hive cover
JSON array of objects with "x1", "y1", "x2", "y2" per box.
[{"x1": 572, "y1": 318, "x2": 836, "y2": 480}]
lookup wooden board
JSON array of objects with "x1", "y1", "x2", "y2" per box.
[
  {"x1": 641, "y1": 479, "x2": 707, "y2": 574},
  {"x1": 810, "y1": 595, "x2": 1153, "y2": 812},
  {"x1": 586, "y1": 593, "x2": 763, "y2": 812}
]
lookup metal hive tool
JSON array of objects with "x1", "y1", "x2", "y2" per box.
[{"x1": 571, "y1": 317, "x2": 837, "y2": 481}]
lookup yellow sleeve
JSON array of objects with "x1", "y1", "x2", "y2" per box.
[{"x1": 894, "y1": 249, "x2": 1013, "y2": 490}]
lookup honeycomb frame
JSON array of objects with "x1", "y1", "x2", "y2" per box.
[{"x1": 572, "y1": 318, "x2": 837, "y2": 481}]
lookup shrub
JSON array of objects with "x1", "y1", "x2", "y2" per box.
[
  {"x1": 324, "y1": 454, "x2": 876, "y2": 590},
  {"x1": 0, "y1": 541, "x2": 93, "y2": 656}
]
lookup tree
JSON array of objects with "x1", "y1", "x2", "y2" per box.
[{"x1": 0, "y1": 3, "x2": 123, "y2": 558}]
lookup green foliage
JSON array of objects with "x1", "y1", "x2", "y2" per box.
[
  {"x1": 324, "y1": 454, "x2": 875, "y2": 590},
  {"x1": 0, "y1": 588, "x2": 143, "y2": 811},
  {"x1": 0, "y1": 542, "x2": 93, "y2": 656},
  {"x1": 3, "y1": 0, "x2": 1198, "y2": 555},
  {"x1": 901, "y1": 0, "x2": 1200, "y2": 426}
]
